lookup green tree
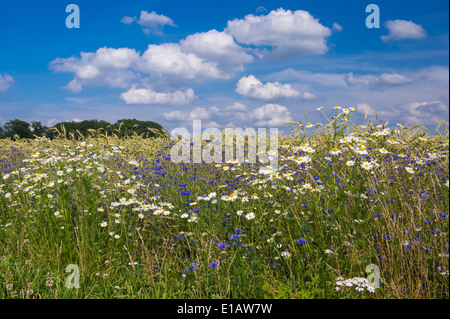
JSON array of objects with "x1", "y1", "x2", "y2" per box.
[
  {"x1": 2, "y1": 119, "x2": 33, "y2": 139},
  {"x1": 51, "y1": 119, "x2": 112, "y2": 139},
  {"x1": 113, "y1": 119, "x2": 164, "y2": 138},
  {"x1": 31, "y1": 121, "x2": 49, "y2": 137}
]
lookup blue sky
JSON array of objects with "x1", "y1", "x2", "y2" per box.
[{"x1": 0, "y1": 0, "x2": 448, "y2": 133}]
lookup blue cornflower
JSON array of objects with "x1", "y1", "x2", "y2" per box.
[
  {"x1": 297, "y1": 238, "x2": 307, "y2": 245},
  {"x1": 209, "y1": 261, "x2": 218, "y2": 268},
  {"x1": 186, "y1": 265, "x2": 196, "y2": 271},
  {"x1": 234, "y1": 228, "x2": 243, "y2": 233},
  {"x1": 217, "y1": 243, "x2": 227, "y2": 249}
]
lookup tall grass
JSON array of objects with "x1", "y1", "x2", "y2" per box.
[{"x1": 0, "y1": 109, "x2": 448, "y2": 299}]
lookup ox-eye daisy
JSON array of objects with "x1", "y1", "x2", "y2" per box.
[
  {"x1": 361, "y1": 161, "x2": 373, "y2": 170},
  {"x1": 245, "y1": 212, "x2": 256, "y2": 220}
]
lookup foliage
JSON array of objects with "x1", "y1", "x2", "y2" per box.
[{"x1": 0, "y1": 119, "x2": 165, "y2": 140}]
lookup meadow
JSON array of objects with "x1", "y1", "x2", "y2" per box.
[{"x1": 0, "y1": 106, "x2": 448, "y2": 299}]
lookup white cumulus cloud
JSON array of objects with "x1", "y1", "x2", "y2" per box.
[
  {"x1": 381, "y1": 20, "x2": 427, "y2": 42},
  {"x1": 49, "y1": 47, "x2": 141, "y2": 92},
  {"x1": 250, "y1": 103, "x2": 293, "y2": 126},
  {"x1": 122, "y1": 11, "x2": 176, "y2": 34},
  {"x1": 332, "y1": 23, "x2": 343, "y2": 32},
  {"x1": 358, "y1": 100, "x2": 448, "y2": 125},
  {"x1": 141, "y1": 43, "x2": 226, "y2": 79},
  {"x1": 120, "y1": 87, "x2": 195, "y2": 105},
  {"x1": 225, "y1": 8, "x2": 331, "y2": 59},
  {"x1": 345, "y1": 72, "x2": 414, "y2": 88},
  {"x1": 49, "y1": 42, "x2": 236, "y2": 94},
  {"x1": 224, "y1": 102, "x2": 247, "y2": 111},
  {"x1": 180, "y1": 30, "x2": 254, "y2": 77},
  {"x1": 383, "y1": 101, "x2": 448, "y2": 125},
  {"x1": 355, "y1": 103, "x2": 376, "y2": 117},
  {"x1": 162, "y1": 110, "x2": 187, "y2": 121},
  {"x1": 0, "y1": 74, "x2": 14, "y2": 92},
  {"x1": 163, "y1": 106, "x2": 214, "y2": 121},
  {"x1": 162, "y1": 103, "x2": 293, "y2": 129},
  {"x1": 379, "y1": 73, "x2": 414, "y2": 85},
  {"x1": 236, "y1": 75, "x2": 313, "y2": 100},
  {"x1": 121, "y1": 16, "x2": 137, "y2": 24}
]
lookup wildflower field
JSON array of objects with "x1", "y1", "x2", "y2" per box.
[{"x1": 0, "y1": 108, "x2": 448, "y2": 299}]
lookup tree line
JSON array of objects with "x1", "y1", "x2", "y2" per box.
[{"x1": 0, "y1": 119, "x2": 165, "y2": 140}]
